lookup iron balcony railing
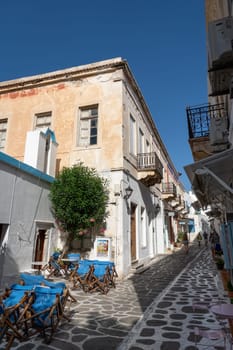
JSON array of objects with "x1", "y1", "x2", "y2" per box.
[
  {"x1": 162, "y1": 182, "x2": 177, "y2": 196},
  {"x1": 186, "y1": 103, "x2": 226, "y2": 139},
  {"x1": 137, "y1": 152, "x2": 163, "y2": 178}
]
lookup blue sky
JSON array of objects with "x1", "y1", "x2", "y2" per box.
[{"x1": 0, "y1": 1, "x2": 207, "y2": 190}]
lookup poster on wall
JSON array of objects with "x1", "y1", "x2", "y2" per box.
[{"x1": 94, "y1": 237, "x2": 111, "y2": 260}]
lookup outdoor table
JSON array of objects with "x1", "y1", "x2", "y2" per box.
[
  {"x1": 211, "y1": 304, "x2": 233, "y2": 319},
  {"x1": 61, "y1": 258, "x2": 79, "y2": 263}
]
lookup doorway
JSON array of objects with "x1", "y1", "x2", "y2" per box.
[
  {"x1": 130, "y1": 203, "x2": 137, "y2": 262},
  {"x1": 33, "y1": 229, "x2": 46, "y2": 270}
]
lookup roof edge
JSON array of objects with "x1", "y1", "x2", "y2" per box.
[{"x1": 0, "y1": 151, "x2": 55, "y2": 183}]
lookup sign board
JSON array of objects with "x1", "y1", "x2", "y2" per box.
[{"x1": 94, "y1": 237, "x2": 112, "y2": 261}]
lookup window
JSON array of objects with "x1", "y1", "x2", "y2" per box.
[
  {"x1": 130, "y1": 114, "x2": 136, "y2": 155},
  {"x1": 79, "y1": 106, "x2": 98, "y2": 146},
  {"x1": 138, "y1": 128, "x2": 144, "y2": 153},
  {"x1": 146, "y1": 140, "x2": 150, "y2": 153},
  {"x1": 141, "y1": 207, "x2": 147, "y2": 247},
  {"x1": 35, "y1": 112, "x2": 52, "y2": 130},
  {"x1": 0, "y1": 119, "x2": 8, "y2": 151}
]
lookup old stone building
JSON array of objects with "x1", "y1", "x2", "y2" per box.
[{"x1": 0, "y1": 57, "x2": 188, "y2": 278}]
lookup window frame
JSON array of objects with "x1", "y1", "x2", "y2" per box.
[
  {"x1": 34, "y1": 112, "x2": 52, "y2": 130},
  {"x1": 0, "y1": 118, "x2": 8, "y2": 151},
  {"x1": 129, "y1": 114, "x2": 136, "y2": 156},
  {"x1": 78, "y1": 105, "x2": 98, "y2": 147}
]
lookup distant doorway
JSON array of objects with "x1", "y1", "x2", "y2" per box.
[
  {"x1": 33, "y1": 229, "x2": 46, "y2": 270},
  {"x1": 130, "y1": 203, "x2": 137, "y2": 262}
]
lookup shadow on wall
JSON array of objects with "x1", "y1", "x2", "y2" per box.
[{"x1": 0, "y1": 246, "x2": 19, "y2": 289}]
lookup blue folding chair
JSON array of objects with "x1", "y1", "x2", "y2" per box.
[
  {"x1": 19, "y1": 273, "x2": 46, "y2": 287},
  {"x1": 87, "y1": 262, "x2": 110, "y2": 294},
  {"x1": 0, "y1": 284, "x2": 34, "y2": 349},
  {"x1": 70, "y1": 260, "x2": 93, "y2": 291},
  {"x1": 18, "y1": 284, "x2": 70, "y2": 344}
]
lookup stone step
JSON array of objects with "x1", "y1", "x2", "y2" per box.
[{"x1": 130, "y1": 262, "x2": 150, "y2": 274}]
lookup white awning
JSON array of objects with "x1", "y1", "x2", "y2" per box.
[{"x1": 184, "y1": 148, "x2": 233, "y2": 208}]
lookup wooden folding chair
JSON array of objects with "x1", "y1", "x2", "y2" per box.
[
  {"x1": 87, "y1": 263, "x2": 111, "y2": 294},
  {"x1": 70, "y1": 260, "x2": 93, "y2": 291},
  {"x1": 0, "y1": 284, "x2": 34, "y2": 350},
  {"x1": 19, "y1": 273, "x2": 77, "y2": 304},
  {"x1": 86, "y1": 260, "x2": 118, "y2": 289},
  {"x1": 19, "y1": 273, "x2": 46, "y2": 286},
  {"x1": 41, "y1": 251, "x2": 67, "y2": 277},
  {"x1": 98, "y1": 261, "x2": 118, "y2": 288},
  {"x1": 17, "y1": 285, "x2": 70, "y2": 344}
]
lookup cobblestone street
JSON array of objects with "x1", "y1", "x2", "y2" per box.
[{"x1": 0, "y1": 243, "x2": 229, "y2": 350}]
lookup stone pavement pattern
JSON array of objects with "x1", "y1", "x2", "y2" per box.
[{"x1": 0, "y1": 244, "x2": 230, "y2": 350}]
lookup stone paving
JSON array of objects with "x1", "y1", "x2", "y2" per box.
[{"x1": 0, "y1": 243, "x2": 231, "y2": 350}]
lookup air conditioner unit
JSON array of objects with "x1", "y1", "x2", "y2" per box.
[
  {"x1": 208, "y1": 16, "x2": 233, "y2": 66},
  {"x1": 209, "y1": 116, "x2": 229, "y2": 145}
]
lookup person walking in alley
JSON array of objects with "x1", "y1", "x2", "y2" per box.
[
  {"x1": 209, "y1": 229, "x2": 220, "y2": 258},
  {"x1": 197, "y1": 232, "x2": 202, "y2": 247},
  {"x1": 203, "y1": 231, "x2": 208, "y2": 247},
  {"x1": 182, "y1": 232, "x2": 189, "y2": 254}
]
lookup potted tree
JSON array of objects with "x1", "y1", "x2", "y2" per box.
[{"x1": 49, "y1": 164, "x2": 109, "y2": 252}]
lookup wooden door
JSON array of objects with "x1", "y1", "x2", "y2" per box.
[
  {"x1": 130, "y1": 203, "x2": 137, "y2": 262},
  {"x1": 33, "y1": 229, "x2": 46, "y2": 269}
]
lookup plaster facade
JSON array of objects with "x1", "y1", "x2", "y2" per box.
[
  {"x1": 0, "y1": 58, "x2": 187, "y2": 278},
  {"x1": 0, "y1": 152, "x2": 56, "y2": 286}
]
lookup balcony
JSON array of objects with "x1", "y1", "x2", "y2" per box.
[
  {"x1": 186, "y1": 103, "x2": 228, "y2": 161},
  {"x1": 162, "y1": 182, "x2": 177, "y2": 200},
  {"x1": 137, "y1": 152, "x2": 163, "y2": 186},
  {"x1": 170, "y1": 195, "x2": 181, "y2": 209},
  {"x1": 177, "y1": 199, "x2": 187, "y2": 213}
]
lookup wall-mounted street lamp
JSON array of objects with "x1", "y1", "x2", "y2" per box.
[
  {"x1": 123, "y1": 185, "x2": 133, "y2": 200},
  {"x1": 154, "y1": 202, "x2": 161, "y2": 217}
]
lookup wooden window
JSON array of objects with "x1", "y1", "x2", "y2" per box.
[
  {"x1": 0, "y1": 119, "x2": 8, "y2": 151},
  {"x1": 35, "y1": 112, "x2": 52, "y2": 130},
  {"x1": 79, "y1": 106, "x2": 98, "y2": 146}
]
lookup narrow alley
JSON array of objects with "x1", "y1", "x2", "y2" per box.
[{"x1": 1, "y1": 242, "x2": 230, "y2": 350}]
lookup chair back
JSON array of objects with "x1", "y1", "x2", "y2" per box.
[
  {"x1": 93, "y1": 263, "x2": 108, "y2": 279},
  {"x1": 2, "y1": 290, "x2": 26, "y2": 308},
  {"x1": 32, "y1": 286, "x2": 63, "y2": 313},
  {"x1": 42, "y1": 280, "x2": 66, "y2": 289},
  {"x1": 19, "y1": 273, "x2": 45, "y2": 286},
  {"x1": 77, "y1": 260, "x2": 91, "y2": 274}
]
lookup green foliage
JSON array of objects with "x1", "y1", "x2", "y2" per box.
[
  {"x1": 49, "y1": 164, "x2": 109, "y2": 239},
  {"x1": 176, "y1": 232, "x2": 183, "y2": 243}
]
